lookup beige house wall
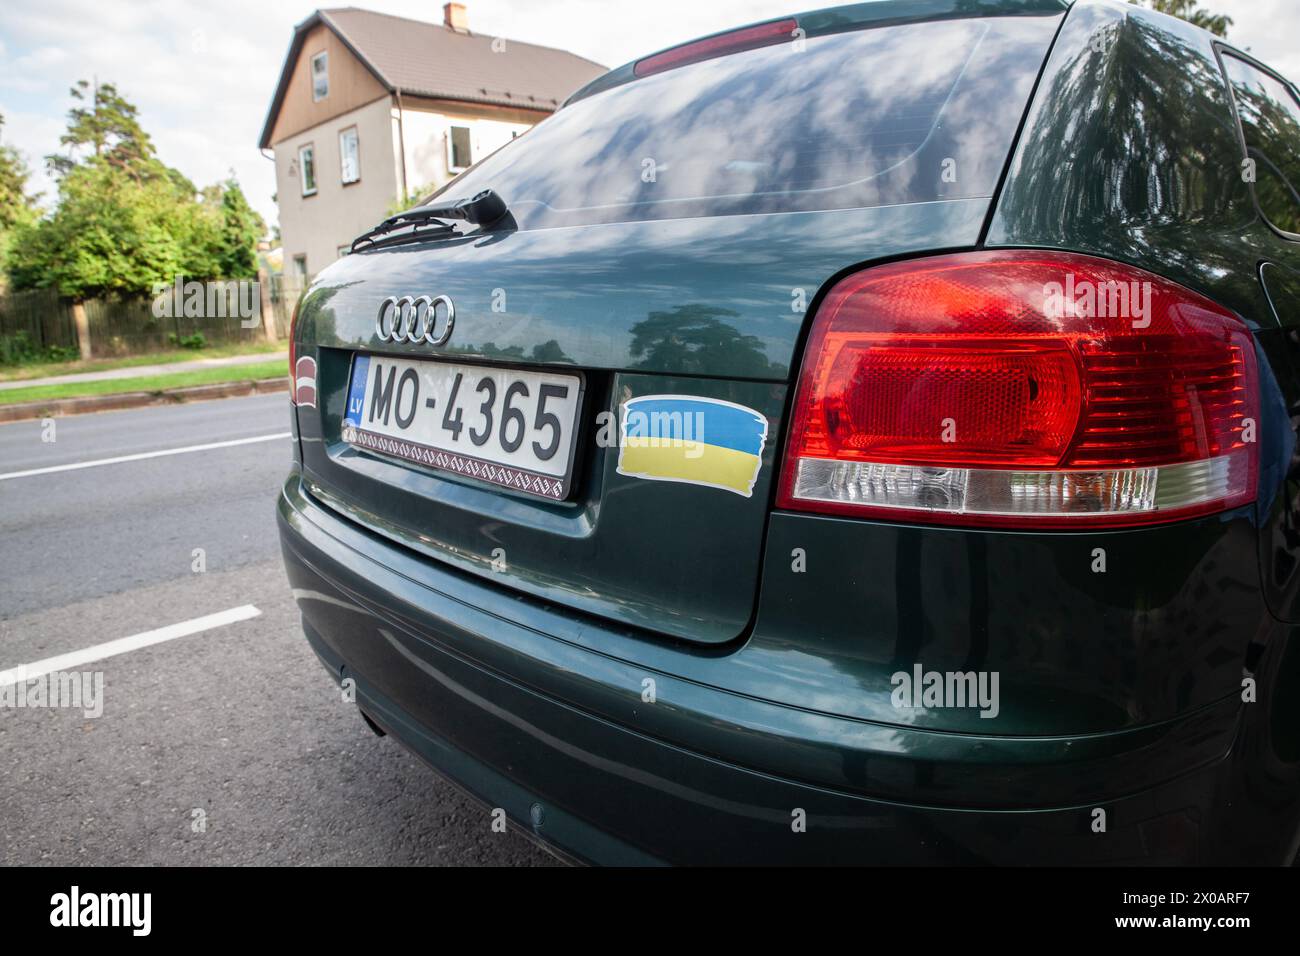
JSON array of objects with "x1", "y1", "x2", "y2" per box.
[
  {"x1": 396, "y1": 101, "x2": 536, "y2": 198},
  {"x1": 274, "y1": 95, "x2": 399, "y2": 275},
  {"x1": 268, "y1": 22, "x2": 388, "y2": 146}
]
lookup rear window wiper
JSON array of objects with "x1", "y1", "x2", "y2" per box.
[
  {"x1": 350, "y1": 208, "x2": 457, "y2": 253},
  {"x1": 417, "y1": 188, "x2": 510, "y2": 227},
  {"x1": 350, "y1": 189, "x2": 511, "y2": 253}
]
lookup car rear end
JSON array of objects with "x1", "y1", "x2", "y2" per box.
[{"x1": 277, "y1": 0, "x2": 1300, "y2": 864}]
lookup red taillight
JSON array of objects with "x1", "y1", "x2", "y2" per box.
[
  {"x1": 777, "y1": 251, "x2": 1259, "y2": 528},
  {"x1": 634, "y1": 18, "x2": 799, "y2": 78}
]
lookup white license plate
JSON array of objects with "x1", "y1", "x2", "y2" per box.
[{"x1": 342, "y1": 354, "x2": 584, "y2": 500}]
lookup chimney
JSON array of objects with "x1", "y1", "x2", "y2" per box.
[{"x1": 443, "y1": 3, "x2": 468, "y2": 32}]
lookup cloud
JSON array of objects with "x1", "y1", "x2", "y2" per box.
[
  {"x1": 1, "y1": 0, "x2": 305, "y2": 223},
  {"x1": 0, "y1": 108, "x2": 64, "y2": 205},
  {"x1": 1218, "y1": 0, "x2": 1300, "y2": 82}
]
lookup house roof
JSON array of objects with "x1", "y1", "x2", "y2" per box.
[{"x1": 259, "y1": 7, "x2": 607, "y2": 149}]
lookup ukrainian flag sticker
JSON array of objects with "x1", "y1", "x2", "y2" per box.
[{"x1": 616, "y1": 395, "x2": 769, "y2": 498}]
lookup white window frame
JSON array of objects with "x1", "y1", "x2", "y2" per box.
[
  {"x1": 446, "y1": 124, "x2": 473, "y2": 173},
  {"x1": 311, "y1": 51, "x2": 329, "y2": 102},
  {"x1": 339, "y1": 126, "x2": 360, "y2": 185},
  {"x1": 298, "y1": 143, "x2": 317, "y2": 196}
]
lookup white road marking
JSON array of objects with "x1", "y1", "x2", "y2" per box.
[
  {"x1": 0, "y1": 432, "x2": 291, "y2": 481},
  {"x1": 0, "y1": 605, "x2": 262, "y2": 686}
]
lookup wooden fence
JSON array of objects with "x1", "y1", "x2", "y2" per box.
[
  {"x1": 0, "y1": 275, "x2": 308, "y2": 360},
  {"x1": 0, "y1": 287, "x2": 79, "y2": 353},
  {"x1": 268, "y1": 274, "x2": 305, "y2": 340},
  {"x1": 83, "y1": 295, "x2": 262, "y2": 356}
]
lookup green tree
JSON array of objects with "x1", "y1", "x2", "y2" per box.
[
  {"x1": 48, "y1": 80, "x2": 160, "y2": 181},
  {"x1": 215, "y1": 178, "x2": 265, "y2": 279},
  {"x1": 0, "y1": 115, "x2": 37, "y2": 230},
  {"x1": 386, "y1": 183, "x2": 433, "y2": 217},
  {"x1": 6, "y1": 161, "x2": 188, "y2": 298},
  {"x1": 171, "y1": 178, "x2": 263, "y2": 281},
  {"x1": 1130, "y1": 0, "x2": 1232, "y2": 38},
  {"x1": 0, "y1": 114, "x2": 38, "y2": 290},
  {"x1": 8, "y1": 83, "x2": 264, "y2": 298}
]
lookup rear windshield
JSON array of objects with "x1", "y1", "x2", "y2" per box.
[{"x1": 438, "y1": 14, "x2": 1059, "y2": 230}]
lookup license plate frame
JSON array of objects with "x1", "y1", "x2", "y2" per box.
[{"x1": 342, "y1": 352, "x2": 586, "y2": 502}]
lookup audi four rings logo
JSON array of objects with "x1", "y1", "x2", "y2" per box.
[{"x1": 375, "y1": 295, "x2": 455, "y2": 346}]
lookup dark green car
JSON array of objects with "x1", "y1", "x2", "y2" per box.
[{"x1": 277, "y1": 0, "x2": 1300, "y2": 864}]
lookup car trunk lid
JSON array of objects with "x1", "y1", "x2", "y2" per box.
[{"x1": 292, "y1": 6, "x2": 1063, "y2": 644}]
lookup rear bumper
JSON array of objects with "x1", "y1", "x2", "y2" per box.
[{"x1": 277, "y1": 474, "x2": 1289, "y2": 865}]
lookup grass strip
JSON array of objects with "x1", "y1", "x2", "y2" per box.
[{"x1": 0, "y1": 361, "x2": 288, "y2": 405}]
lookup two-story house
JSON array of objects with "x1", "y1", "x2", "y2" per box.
[{"x1": 259, "y1": 3, "x2": 605, "y2": 276}]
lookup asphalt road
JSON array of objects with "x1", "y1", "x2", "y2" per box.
[{"x1": 0, "y1": 394, "x2": 555, "y2": 866}]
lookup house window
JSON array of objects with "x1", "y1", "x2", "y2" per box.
[
  {"x1": 293, "y1": 254, "x2": 308, "y2": 277},
  {"x1": 299, "y1": 144, "x2": 317, "y2": 196},
  {"x1": 339, "y1": 127, "x2": 360, "y2": 184},
  {"x1": 311, "y1": 52, "x2": 329, "y2": 101},
  {"x1": 448, "y1": 125, "x2": 473, "y2": 172}
]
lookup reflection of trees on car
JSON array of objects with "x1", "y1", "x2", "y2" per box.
[
  {"x1": 995, "y1": 13, "x2": 1245, "y2": 283},
  {"x1": 629, "y1": 304, "x2": 784, "y2": 379}
]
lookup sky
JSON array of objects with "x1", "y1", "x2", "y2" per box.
[{"x1": 1, "y1": 0, "x2": 1297, "y2": 230}]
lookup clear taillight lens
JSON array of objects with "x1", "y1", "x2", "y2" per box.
[{"x1": 777, "y1": 251, "x2": 1259, "y2": 528}]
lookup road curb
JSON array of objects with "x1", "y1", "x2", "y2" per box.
[{"x1": 0, "y1": 377, "x2": 289, "y2": 423}]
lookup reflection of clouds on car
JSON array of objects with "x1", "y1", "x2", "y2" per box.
[{"x1": 445, "y1": 17, "x2": 1037, "y2": 228}]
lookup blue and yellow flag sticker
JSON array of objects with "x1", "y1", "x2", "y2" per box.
[{"x1": 616, "y1": 395, "x2": 768, "y2": 497}]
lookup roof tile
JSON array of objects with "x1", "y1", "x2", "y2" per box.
[{"x1": 321, "y1": 7, "x2": 606, "y2": 110}]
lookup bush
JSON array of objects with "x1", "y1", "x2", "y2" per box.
[
  {"x1": 0, "y1": 330, "x2": 35, "y2": 364},
  {"x1": 168, "y1": 332, "x2": 207, "y2": 350},
  {"x1": 0, "y1": 331, "x2": 80, "y2": 366}
]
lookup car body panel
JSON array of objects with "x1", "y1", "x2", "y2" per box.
[
  {"x1": 297, "y1": 202, "x2": 995, "y2": 646},
  {"x1": 987, "y1": 0, "x2": 1300, "y2": 684},
  {"x1": 277, "y1": 0, "x2": 1300, "y2": 863},
  {"x1": 294, "y1": 7, "x2": 1061, "y2": 646},
  {"x1": 1257, "y1": 262, "x2": 1300, "y2": 624},
  {"x1": 298, "y1": 200, "x2": 989, "y2": 380},
  {"x1": 280, "y1": 474, "x2": 1299, "y2": 863},
  {"x1": 986, "y1": 1, "x2": 1267, "y2": 322}
]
